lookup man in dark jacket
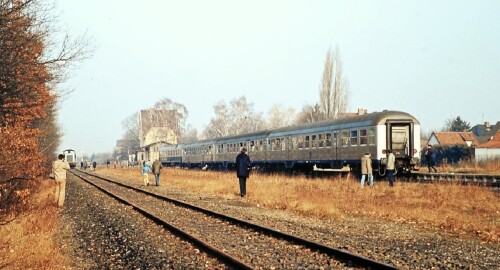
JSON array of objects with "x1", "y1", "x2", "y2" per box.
[
  {"x1": 235, "y1": 148, "x2": 252, "y2": 197},
  {"x1": 425, "y1": 144, "x2": 438, "y2": 173}
]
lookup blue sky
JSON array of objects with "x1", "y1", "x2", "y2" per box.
[{"x1": 55, "y1": 0, "x2": 500, "y2": 154}]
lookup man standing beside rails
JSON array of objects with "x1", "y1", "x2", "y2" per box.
[
  {"x1": 52, "y1": 154, "x2": 70, "y2": 207},
  {"x1": 235, "y1": 148, "x2": 252, "y2": 197}
]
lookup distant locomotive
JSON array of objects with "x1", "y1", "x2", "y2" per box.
[
  {"x1": 159, "y1": 110, "x2": 421, "y2": 175},
  {"x1": 63, "y1": 149, "x2": 77, "y2": 168}
]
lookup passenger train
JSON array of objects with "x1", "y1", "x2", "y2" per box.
[
  {"x1": 63, "y1": 149, "x2": 77, "y2": 168},
  {"x1": 159, "y1": 110, "x2": 421, "y2": 175}
]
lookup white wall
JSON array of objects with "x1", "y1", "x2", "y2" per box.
[{"x1": 475, "y1": 148, "x2": 500, "y2": 162}]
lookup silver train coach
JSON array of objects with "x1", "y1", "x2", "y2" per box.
[{"x1": 159, "y1": 110, "x2": 421, "y2": 175}]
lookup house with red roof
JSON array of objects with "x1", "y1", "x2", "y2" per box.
[
  {"x1": 475, "y1": 130, "x2": 500, "y2": 162},
  {"x1": 425, "y1": 131, "x2": 479, "y2": 164},
  {"x1": 427, "y1": 131, "x2": 479, "y2": 147}
]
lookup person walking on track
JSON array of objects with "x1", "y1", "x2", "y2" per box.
[{"x1": 152, "y1": 159, "x2": 162, "y2": 186}]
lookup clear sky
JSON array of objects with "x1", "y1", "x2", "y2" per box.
[{"x1": 55, "y1": 0, "x2": 500, "y2": 155}]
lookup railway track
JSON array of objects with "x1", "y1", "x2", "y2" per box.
[
  {"x1": 408, "y1": 172, "x2": 500, "y2": 187},
  {"x1": 70, "y1": 169, "x2": 398, "y2": 269}
]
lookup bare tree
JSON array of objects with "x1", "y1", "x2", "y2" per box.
[
  {"x1": 202, "y1": 96, "x2": 265, "y2": 139},
  {"x1": 266, "y1": 103, "x2": 296, "y2": 129},
  {"x1": 178, "y1": 124, "x2": 198, "y2": 144},
  {"x1": 121, "y1": 112, "x2": 140, "y2": 143},
  {"x1": 153, "y1": 98, "x2": 188, "y2": 137},
  {"x1": 318, "y1": 46, "x2": 349, "y2": 119},
  {"x1": 295, "y1": 103, "x2": 323, "y2": 124}
]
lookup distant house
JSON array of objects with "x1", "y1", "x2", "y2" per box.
[
  {"x1": 426, "y1": 131, "x2": 479, "y2": 164},
  {"x1": 427, "y1": 131, "x2": 479, "y2": 147},
  {"x1": 139, "y1": 109, "x2": 178, "y2": 162},
  {"x1": 471, "y1": 121, "x2": 500, "y2": 144},
  {"x1": 475, "y1": 130, "x2": 500, "y2": 162}
]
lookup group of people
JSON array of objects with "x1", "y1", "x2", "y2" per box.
[
  {"x1": 141, "y1": 159, "x2": 162, "y2": 186},
  {"x1": 360, "y1": 144, "x2": 438, "y2": 188},
  {"x1": 52, "y1": 144, "x2": 437, "y2": 207},
  {"x1": 80, "y1": 160, "x2": 97, "y2": 171},
  {"x1": 359, "y1": 150, "x2": 396, "y2": 188}
]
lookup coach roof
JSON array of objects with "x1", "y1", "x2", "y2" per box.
[{"x1": 269, "y1": 110, "x2": 419, "y2": 138}]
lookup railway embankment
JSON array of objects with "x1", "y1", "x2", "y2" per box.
[{"x1": 63, "y1": 167, "x2": 499, "y2": 269}]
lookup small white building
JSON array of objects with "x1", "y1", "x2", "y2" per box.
[{"x1": 475, "y1": 131, "x2": 500, "y2": 162}]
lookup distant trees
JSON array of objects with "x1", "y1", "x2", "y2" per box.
[
  {"x1": 153, "y1": 98, "x2": 189, "y2": 137},
  {"x1": 266, "y1": 104, "x2": 296, "y2": 129},
  {"x1": 295, "y1": 103, "x2": 323, "y2": 124},
  {"x1": 443, "y1": 116, "x2": 471, "y2": 132},
  {"x1": 202, "y1": 96, "x2": 265, "y2": 139}
]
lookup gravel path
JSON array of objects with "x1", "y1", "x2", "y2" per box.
[{"x1": 58, "y1": 172, "x2": 500, "y2": 269}]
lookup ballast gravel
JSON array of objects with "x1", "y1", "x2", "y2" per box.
[{"x1": 57, "y1": 172, "x2": 499, "y2": 269}]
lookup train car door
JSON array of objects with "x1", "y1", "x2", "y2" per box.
[{"x1": 386, "y1": 122, "x2": 414, "y2": 158}]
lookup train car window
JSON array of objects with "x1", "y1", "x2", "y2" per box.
[
  {"x1": 298, "y1": 136, "x2": 304, "y2": 149},
  {"x1": 325, "y1": 133, "x2": 331, "y2": 147},
  {"x1": 368, "y1": 128, "x2": 376, "y2": 145},
  {"x1": 304, "y1": 135, "x2": 310, "y2": 148},
  {"x1": 291, "y1": 136, "x2": 298, "y2": 149},
  {"x1": 360, "y1": 129, "x2": 368, "y2": 145},
  {"x1": 341, "y1": 131, "x2": 349, "y2": 147},
  {"x1": 333, "y1": 131, "x2": 339, "y2": 147},
  {"x1": 280, "y1": 137, "x2": 286, "y2": 151},
  {"x1": 318, "y1": 134, "x2": 324, "y2": 148},
  {"x1": 350, "y1": 130, "x2": 358, "y2": 146},
  {"x1": 311, "y1": 135, "x2": 317, "y2": 148}
]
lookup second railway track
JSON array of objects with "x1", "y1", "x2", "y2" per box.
[{"x1": 71, "y1": 169, "x2": 398, "y2": 269}]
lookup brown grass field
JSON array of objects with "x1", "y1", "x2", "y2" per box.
[
  {"x1": 0, "y1": 180, "x2": 69, "y2": 269},
  {"x1": 1, "y1": 164, "x2": 498, "y2": 268}
]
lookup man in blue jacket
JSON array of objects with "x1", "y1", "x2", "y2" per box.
[{"x1": 235, "y1": 148, "x2": 252, "y2": 197}]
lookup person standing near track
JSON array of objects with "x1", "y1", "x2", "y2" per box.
[
  {"x1": 142, "y1": 161, "x2": 151, "y2": 186},
  {"x1": 152, "y1": 159, "x2": 162, "y2": 186},
  {"x1": 235, "y1": 148, "x2": 252, "y2": 197},
  {"x1": 52, "y1": 154, "x2": 70, "y2": 207},
  {"x1": 360, "y1": 152, "x2": 373, "y2": 187},
  {"x1": 425, "y1": 144, "x2": 438, "y2": 173},
  {"x1": 386, "y1": 150, "x2": 396, "y2": 187}
]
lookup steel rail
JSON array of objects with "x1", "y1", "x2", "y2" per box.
[
  {"x1": 70, "y1": 170, "x2": 253, "y2": 270},
  {"x1": 409, "y1": 172, "x2": 500, "y2": 187},
  {"x1": 74, "y1": 169, "x2": 399, "y2": 270}
]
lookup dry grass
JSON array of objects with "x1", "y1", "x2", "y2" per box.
[
  {"x1": 0, "y1": 179, "x2": 70, "y2": 270},
  {"x1": 99, "y1": 167, "x2": 500, "y2": 243}
]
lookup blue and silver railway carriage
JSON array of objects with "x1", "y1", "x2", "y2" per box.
[
  {"x1": 63, "y1": 149, "x2": 77, "y2": 168},
  {"x1": 159, "y1": 110, "x2": 421, "y2": 175}
]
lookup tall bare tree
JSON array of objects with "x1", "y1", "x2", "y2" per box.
[{"x1": 318, "y1": 46, "x2": 349, "y2": 119}]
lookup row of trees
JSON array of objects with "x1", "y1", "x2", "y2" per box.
[
  {"x1": 118, "y1": 46, "x2": 351, "y2": 151},
  {"x1": 0, "y1": 0, "x2": 89, "y2": 217}
]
